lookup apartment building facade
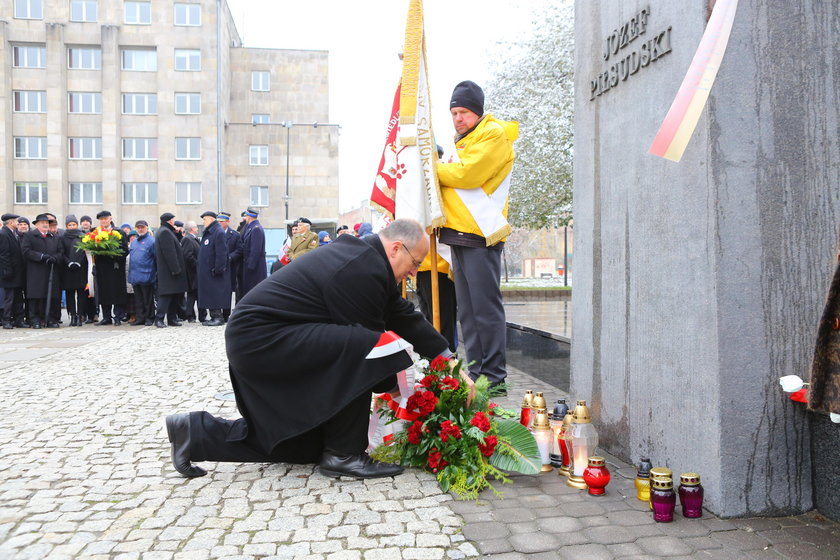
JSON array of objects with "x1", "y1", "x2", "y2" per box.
[{"x1": 1, "y1": 0, "x2": 338, "y2": 229}]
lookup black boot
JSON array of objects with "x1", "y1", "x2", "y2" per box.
[{"x1": 165, "y1": 414, "x2": 207, "y2": 478}]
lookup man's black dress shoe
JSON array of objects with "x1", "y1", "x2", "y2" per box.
[
  {"x1": 168, "y1": 320, "x2": 183, "y2": 327},
  {"x1": 129, "y1": 320, "x2": 145, "y2": 326},
  {"x1": 31, "y1": 323, "x2": 42, "y2": 329},
  {"x1": 155, "y1": 319, "x2": 167, "y2": 328},
  {"x1": 165, "y1": 413, "x2": 207, "y2": 478},
  {"x1": 203, "y1": 318, "x2": 225, "y2": 327},
  {"x1": 16, "y1": 321, "x2": 30, "y2": 328},
  {"x1": 113, "y1": 318, "x2": 122, "y2": 326},
  {"x1": 96, "y1": 318, "x2": 112, "y2": 326},
  {"x1": 2, "y1": 322, "x2": 13, "y2": 329},
  {"x1": 145, "y1": 319, "x2": 155, "y2": 326},
  {"x1": 318, "y1": 452, "x2": 404, "y2": 479},
  {"x1": 46, "y1": 322, "x2": 60, "y2": 328}
]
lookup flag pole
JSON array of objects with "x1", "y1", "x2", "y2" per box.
[{"x1": 430, "y1": 230, "x2": 440, "y2": 332}]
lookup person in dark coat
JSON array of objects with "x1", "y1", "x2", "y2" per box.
[
  {"x1": 20, "y1": 214, "x2": 63, "y2": 328},
  {"x1": 60, "y1": 215, "x2": 89, "y2": 327},
  {"x1": 180, "y1": 221, "x2": 202, "y2": 322},
  {"x1": 164, "y1": 219, "x2": 455, "y2": 479},
  {"x1": 127, "y1": 220, "x2": 156, "y2": 326},
  {"x1": 77, "y1": 215, "x2": 97, "y2": 322},
  {"x1": 0, "y1": 213, "x2": 27, "y2": 328},
  {"x1": 92, "y1": 210, "x2": 129, "y2": 326},
  {"x1": 217, "y1": 212, "x2": 242, "y2": 321},
  {"x1": 240, "y1": 208, "x2": 268, "y2": 297},
  {"x1": 197, "y1": 211, "x2": 230, "y2": 327},
  {"x1": 154, "y1": 213, "x2": 187, "y2": 328}
]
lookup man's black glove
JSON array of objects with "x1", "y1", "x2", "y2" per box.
[{"x1": 44, "y1": 256, "x2": 57, "y2": 265}]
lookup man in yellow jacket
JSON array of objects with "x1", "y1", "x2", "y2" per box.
[{"x1": 436, "y1": 80, "x2": 518, "y2": 391}]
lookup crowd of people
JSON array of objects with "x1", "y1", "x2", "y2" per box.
[{"x1": 0, "y1": 208, "x2": 268, "y2": 329}]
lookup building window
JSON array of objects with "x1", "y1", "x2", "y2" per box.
[
  {"x1": 121, "y1": 48, "x2": 157, "y2": 71},
  {"x1": 251, "y1": 71, "x2": 270, "y2": 91},
  {"x1": 174, "y1": 3, "x2": 200, "y2": 26},
  {"x1": 15, "y1": 0, "x2": 43, "y2": 19},
  {"x1": 175, "y1": 49, "x2": 201, "y2": 71},
  {"x1": 251, "y1": 113, "x2": 270, "y2": 124},
  {"x1": 176, "y1": 182, "x2": 202, "y2": 204},
  {"x1": 69, "y1": 182, "x2": 102, "y2": 204},
  {"x1": 250, "y1": 186, "x2": 269, "y2": 207},
  {"x1": 14, "y1": 137, "x2": 47, "y2": 159},
  {"x1": 122, "y1": 138, "x2": 158, "y2": 160},
  {"x1": 12, "y1": 45, "x2": 46, "y2": 68},
  {"x1": 122, "y1": 182, "x2": 157, "y2": 204},
  {"x1": 15, "y1": 182, "x2": 48, "y2": 204},
  {"x1": 68, "y1": 92, "x2": 101, "y2": 114},
  {"x1": 70, "y1": 0, "x2": 97, "y2": 22},
  {"x1": 174, "y1": 93, "x2": 201, "y2": 115},
  {"x1": 68, "y1": 137, "x2": 102, "y2": 160},
  {"x1": 68, "y1": 47, "x2": 101, "y2": 70},
  {"x1": 13, "y1": 91, "x2": 46, "y2": 113},
  {"x1": 122, "y1": 93, "x2": 157, "y2": 115},
  {"x1": 124, "y1": 1, "x2": 151, "y2": 24},
  {"x1": 175, "y1": 137, "x2": 201, "y2": 160},
  {"x1": 249, "y1": 145, "x2": 268, "y2": 166}
]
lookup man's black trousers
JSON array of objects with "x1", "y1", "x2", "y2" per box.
[{"x1": 188, "y1": 376, "x2": 395, "y2": 464}]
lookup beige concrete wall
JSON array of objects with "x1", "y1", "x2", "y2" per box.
[{"x1": 0, "y1": 0, "x2": 335, "y2": 229}]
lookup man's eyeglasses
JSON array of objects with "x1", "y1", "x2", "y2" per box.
[{"x1": 401, "y1": 242, "x2": 423, "y2": 269}]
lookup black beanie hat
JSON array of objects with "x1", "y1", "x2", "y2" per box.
[{"x1": 450, "y1": 80, "x2": 484, "y2": 117}]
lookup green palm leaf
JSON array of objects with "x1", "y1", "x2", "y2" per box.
[{"x1": 489, "y1": 419, "x2": 542, "y2": 475}]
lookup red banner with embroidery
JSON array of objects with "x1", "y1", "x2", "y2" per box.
[{"x1": 370, "y1": 83, "x2": 401, "y2": 219}]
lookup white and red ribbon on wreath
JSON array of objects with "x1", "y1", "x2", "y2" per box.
[{"x1": 366, "y1": 331, "x2": 423, "y2": 450}]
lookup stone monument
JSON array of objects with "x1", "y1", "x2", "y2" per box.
[{"x1": 573, "y1": 0, "x2": 840, "y2": 518}]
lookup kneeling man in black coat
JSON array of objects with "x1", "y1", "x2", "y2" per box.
[{"x1": 166, "y1": 219, "x2": 452, "y2": 479}]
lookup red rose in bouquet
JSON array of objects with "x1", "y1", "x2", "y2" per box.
[
  {"x1": 428, "y1": 448, "x2": 446, "y2": 472},
  {"x1": 407, "y1": 421, "x2": 424, "y2": 444},
  {"x1": 430, "y1": 355, "x2": 450, "y2": 372},
  {"x1": 439, "y1": 376, "x2": 460, "y2": 391},
  {"x1": 478, "y1": 435, "x2": 498, "y2": 457},
  {"x1": 406, "y1": 390, "x2": 438, "y2": 417},
  {"x1": 439, "y1": 420, "x2": 462, "y2": 442},
  {"x1": 470, "y1": 411, "x2": 491, "y2": 432}
]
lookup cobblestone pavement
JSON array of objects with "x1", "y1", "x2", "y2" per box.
[{"x1": 1, "y1": 322, "x2": 839, "y2": 559}]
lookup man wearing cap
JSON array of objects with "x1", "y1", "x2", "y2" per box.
[
  {"x1": 180, "y1": 221, "x2": 203, "y2": 323},
  {"x1": 154, "y1": 213, "x2": 187, "y2": 328},
  {"x1": 127, "y1": 220, "x2": 156, "y2": 326},
  {"x1": 0, "y1": 213, "x2": 27, "y2": 328},
  {"x1": 335, "y1": 225, "x2": 351, "y2": 237},
  {"x1": 60, "y1": 215, "x2": 88, "y2": 327},
  {"x1": 164, "y1": 219, "x2": 455, "y2": 479},
  {"x1": 436, "y1": 80, "x2": 518, "y2": 390},
  {"x1": 197, "y1": 211, "x2": 229, "y2": 326},
  {"x1": 240, "y1": 207, "x2": 267, "y2": 296},
  {"x1": 92, "y1": 210, "x2": 129, "y2": 325},
  {"x1": 289, "y1": 217, "x2": 319, "y2": 261},
  {"x1": 20, "y1": 214, "x2": 63, "y2": 328},
  {"x1": 216, "y1": 212, "x2": 242, "y2": 320}
]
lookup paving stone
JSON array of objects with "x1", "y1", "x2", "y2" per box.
[
  {"x1": 583, "y1": 525, "x2": 642, "y2": 545},
  {"x1": 636, "y1": 535, "x2": 695, "y2": 556},
  {"x1": 605, "y1": 542, "x2": 646, "y2": 557},
  {"x1": 508, "y1": 532, "x2": 562, "y2": 553},
  {"x1": 474, "y1": 538, "x2": 515, "y2": 555},
  {"x1": 364, "y1": 549, "x2": 403, "y2": 560},
  {"x1": 556, "y1": 543, "x2": 613, "y2": 560},
  {"x1": 710, "y1": 529, "x2": 773, "y2": 551},
  {"x1": 461, "y1": 521, "x2": 510, "y2": 541}
]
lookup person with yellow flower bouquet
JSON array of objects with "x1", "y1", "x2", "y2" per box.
[{"x1": 79, "y1": 211, "x2": 129, "y2": 326}]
